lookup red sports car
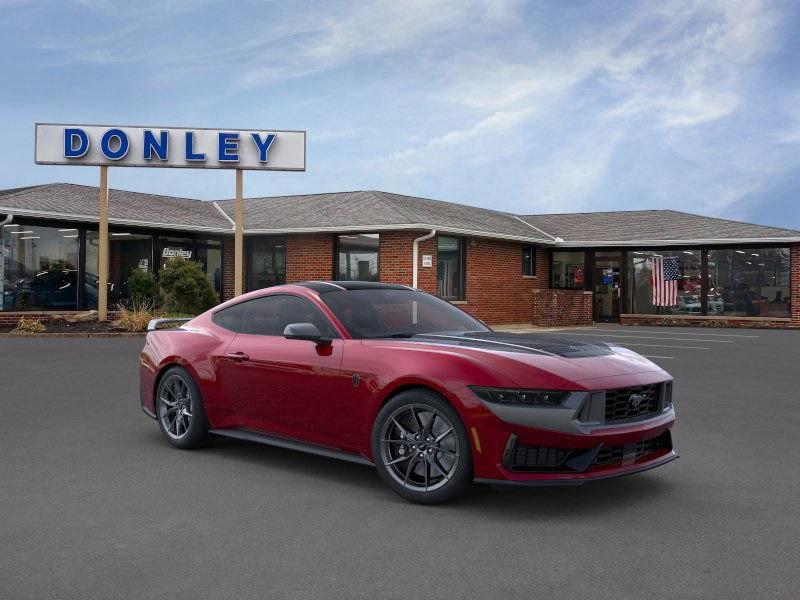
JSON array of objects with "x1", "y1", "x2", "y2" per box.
[{"x1": 139, "y1": 281, "x2": 677, "y2": 503}]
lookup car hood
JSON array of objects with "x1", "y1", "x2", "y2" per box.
[{"x1": 390, "y1": 331, "x2": 667, "y2": 389}]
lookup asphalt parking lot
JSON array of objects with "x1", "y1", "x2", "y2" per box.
[{"x1": 1, "y1": 326, "x2": 798, "y2": 600}]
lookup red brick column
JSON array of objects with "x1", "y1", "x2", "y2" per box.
[
  {"x1": 791, "y1": 244, "x2": 800, "y2": 325},
  {"x1": 286, "y1": 233, "x2": 335, "y2": 282},
  {"x1": 222, "y1": 237, "x2": 235, "y2": 301}
]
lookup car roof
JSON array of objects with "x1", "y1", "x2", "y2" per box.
[{"x1": 293, "y1": 281, "x2": 413, "y2": 293}]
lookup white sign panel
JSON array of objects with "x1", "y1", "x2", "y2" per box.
[
  {"x1": 422, "y1": 254, "x2": 433, "y2": 267},
  {"x1": 35, "y1": 123, "x2": 306, "y2": 171}
]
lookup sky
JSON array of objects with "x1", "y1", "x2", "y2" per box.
[{"x1": 1, "y1": 0, "x2": 799, "y2": 228}]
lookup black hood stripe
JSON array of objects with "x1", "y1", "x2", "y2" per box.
[
  {"x1": 420, "y1": 334, "x2": 558, "y2": 357},
  {"x1": 389, "y1": 331, "x2": 616, "y2": 358}
]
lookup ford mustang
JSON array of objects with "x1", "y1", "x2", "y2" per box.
[{"x1": 139, "y1": 281, "x2": 677, "y2": 503}]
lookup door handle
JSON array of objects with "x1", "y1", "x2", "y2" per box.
[{"x1": 225, "y1": 352, "x2": 250, "y2": 362}]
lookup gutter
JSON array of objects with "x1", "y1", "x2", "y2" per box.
[{"x1": 412, "y1": 229, "x2": 437, "y2": 288}]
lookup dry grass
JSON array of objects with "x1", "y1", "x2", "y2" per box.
[
  {"x1": 11, "y1": 316, "x2": 46, "y2": 334},
  {"x1": 113, "y1": 300, "x2": 156, "y2": 332}
]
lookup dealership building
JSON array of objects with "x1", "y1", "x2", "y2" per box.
[{"x1": 1, "y1": 182, "x2": 798, "y2": 328}]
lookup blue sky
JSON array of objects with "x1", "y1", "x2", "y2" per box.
[{"x1": 1, "y1": 0, "x2": 799, "y2": 228}]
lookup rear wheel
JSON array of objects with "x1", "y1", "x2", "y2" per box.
[
  {"x1": 156, "y1": 366, "x2": 210, "y2": 449},
  {"x1": 372, "y1": 389, "x2": 472, "y2": 504}
]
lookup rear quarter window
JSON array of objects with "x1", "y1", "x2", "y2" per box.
[{"x1": 212, "y1": 302, "x2": 246, "y2": 332}]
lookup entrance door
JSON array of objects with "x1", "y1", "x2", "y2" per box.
[{"x1": 593, "y1": 251, "x2": 622, "y2": 322}]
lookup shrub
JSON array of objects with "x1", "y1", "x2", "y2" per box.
[
  {"x1": 159, "y1": 259, "x2": 218, "y2": 315},
  {"x1": 113, "y1": 300, "x2": 156, "y2": 332},
  {"x1": 11, "y1": 316, "x2": 46, "y2": 334},
  {"x1": 127, "y1": 269, "x2": 162, "y2": 308}
]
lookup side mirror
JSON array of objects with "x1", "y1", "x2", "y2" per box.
[{"x1": 283, "y1": 322, "x2": 331, "y2": 345}]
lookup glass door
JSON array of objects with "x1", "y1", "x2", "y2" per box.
[{"x1": 593, "y1": 251, "x2": 622, "y2": 322}]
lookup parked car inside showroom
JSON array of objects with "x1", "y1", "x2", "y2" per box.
[{"x1": 139, "y1": 281, "x2": 677, "y2": 503}]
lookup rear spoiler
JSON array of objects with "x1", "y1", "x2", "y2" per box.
[{"x1": 147, "y1": 318, "x2": 193, "y2": 331}]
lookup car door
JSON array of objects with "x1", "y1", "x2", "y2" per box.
[{"x1": 220, "y1": 294, "x2": 348, "y2": 448}]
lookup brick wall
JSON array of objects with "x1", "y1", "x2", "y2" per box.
[
  {"x1": 286, "y1": 233, "x2": 335, "y2": 282},
  {"x1": 379, "y1": 231, "x2": 437, "y2": 293},
  {"x1": 531, "y1": 289, "x2": 593, "y2": 327},
  {"x1": 462, "y1": 238, "x2": 548, "y2": 324},
  {"x1": 222, "y1": 237, "x2": 235, "y2": 301}
]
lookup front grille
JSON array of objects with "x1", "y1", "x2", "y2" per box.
[
  {"x1": 593, "y1": 432, "x2": 670, "y2": 466},
  {"x1": 508, "y1": 444, "x2": 570, "y2": 472},
  {"x1": 604, "y1": 384, "x2": 661, "y2": 422}
]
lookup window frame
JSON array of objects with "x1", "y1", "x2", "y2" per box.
[
  {"x1": 522, "y1": 245, "x2": 537, "y2": 277},
  {"x1": 437, "y1": 235, "x2": 466, "y2": 301},
  {"x1": 549, "y1": 249, "x2": 587, "y2": 290},
  {"x1": 334, "y1": 232, "x2": 380, "y2": 282}
]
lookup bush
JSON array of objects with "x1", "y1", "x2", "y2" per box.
[
  {"x1": 113, "y1": 300, "x2": 156, "y2": 332},
  {"x1": 159, "y1": 259, "x2": 218, "y2": 315},
  {"x1": 128, "y1": 269, "x2": 162, "y2": 308},
  {"x1": 11, "y1": 316, "x2": 46, "y2": 334}
]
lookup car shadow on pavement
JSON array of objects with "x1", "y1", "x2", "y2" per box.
[{"x1": 192, "y1": 434, "x2": 675, "y2": 518}]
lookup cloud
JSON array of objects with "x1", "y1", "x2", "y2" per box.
[{"x1": 376, "y1": 106, "x2": 536, "y2": 175}]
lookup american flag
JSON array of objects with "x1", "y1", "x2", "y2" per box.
[{"x1": 650, "y1": 256, "x2": 679, "y2": 306}]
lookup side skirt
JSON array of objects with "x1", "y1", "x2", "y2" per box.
[{"x1": 209, "y1": 428, "x2": 374, "y2": 467}]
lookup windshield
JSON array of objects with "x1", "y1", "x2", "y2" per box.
[{"x1": 320, "y1": 288, "x2": 491, "y2": 338}]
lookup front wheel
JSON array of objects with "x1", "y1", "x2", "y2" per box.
[
  {"x1": 156, "y1": 366, "x2": 210, "y2": 449},
  {"x1": 372, "y1": 389, "x2": 473, "y2": 504}
]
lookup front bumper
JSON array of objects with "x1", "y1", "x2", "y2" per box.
[
  {"x1": 475, "y1": 449, "x2": 678, "y2": 487},
  {"x1": 451, "y1": 383, "x2": 677, "y2": 483}
]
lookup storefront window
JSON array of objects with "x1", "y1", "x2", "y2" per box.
[
  {"x1": 437, "y1": 236, "x2": 465, "y2": 300},
  {"x1": 248, "y1": 237, "x2": 285, "y2": 290},
  {"x1": 336, "y1": 234, "x2": 379, "y2": 281},
  {"x1": 707, "y1": 248, "x2": 790, "y2": 318},
  {"x1": 551, "y1": 251, "x2": 585, "y2": 289},
  {"x1": 196, "y1": 240, "x2": 223, "y2": 298},
  {"x1": 629, "y1": 249, "x2": 702, "y2": 314},
  {"x1": 85, "y1": 230, "x2": 153, "y2": 308},
  {"x1": 1, "y1": 223, "x2": 80, "y2": 310}
]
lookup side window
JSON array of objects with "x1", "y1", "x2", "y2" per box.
[
  {"x1": 211, "y1": 302, "x2": 247, "y2": 332},
  {"x1": 242, "y1": 295, "x2": 337, "y2": 338}
]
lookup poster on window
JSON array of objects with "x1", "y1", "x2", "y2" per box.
[{"x1": 568, "y1": 264, "x2": 584, "y2": 287}]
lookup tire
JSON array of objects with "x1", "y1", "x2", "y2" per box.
[
  {"x1": 155, "y1": 366, "x2": 210, "y2": 449},
  {"x1": 372, "y1": 389, "x2": 473, "y2": 504}
]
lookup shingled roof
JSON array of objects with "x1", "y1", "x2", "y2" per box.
[
  {"x1": 0, "y1": 183, "x2": 231, "y2": 232},
  {"x1": 1, "y1": 183, "x2": 798, "y2": 244},
  {"x1": 519, "y1": 210, "x2": 800, "y2": 244},
  {"x1": 215, "y1": 190, "x2": 550, "y2": 242}
]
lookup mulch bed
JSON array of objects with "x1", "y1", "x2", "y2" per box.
[{"x1": 0, "y1": 318, "x2": 135, "y2": 335}]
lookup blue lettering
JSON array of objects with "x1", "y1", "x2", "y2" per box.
[
  {"x1": 218, "y1": 132, "x2": 239, "y2": 162},
  {"x1": 251, "y1": 132, "x2": 276, "y2": 162},
  {"x1": 100, "y1": 128, "x2": 129, "y2": 160},
  {"x1": 143, "y1": 130, "x2": 168, "y2": 160},
  {"x1": 64, "y1": 128, "x2": 89, "y2": 158},
  {"x1": 185, "y1": 131, "x2": 205, "y2": 161}
]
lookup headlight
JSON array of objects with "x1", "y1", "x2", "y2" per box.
[{"x1": 469, "y1": 386, "x2": 569, "y2": 406}]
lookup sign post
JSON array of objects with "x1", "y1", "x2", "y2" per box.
[
  {"x1": 98, "y1": 166, "x2": 109, "y2": 320},
  {"x1": 34, "y1": 123, "x2": 306, "y2": 320},
  {"x1": 235, "y1": 169, "x2": 244, "y2": 297}
]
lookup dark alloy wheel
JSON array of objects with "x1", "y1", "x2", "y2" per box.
[
  {"x1": 372, "y1": 389, "x2": 472, "y2": 504},
  {"x1": 156, "y1": 366, "x2": 210, "y2": 449}
]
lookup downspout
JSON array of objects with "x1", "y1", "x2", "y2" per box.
[
  {"x1": 0, "y1": 213, "x2": 12, "y2": 226},
  {"x1": 412, "y1": 229, "x2": 437, "y2": 289}
]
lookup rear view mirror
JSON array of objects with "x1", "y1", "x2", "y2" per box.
[{"x1": 283, "y1": 322, "x2": 331, "y2": 345}]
